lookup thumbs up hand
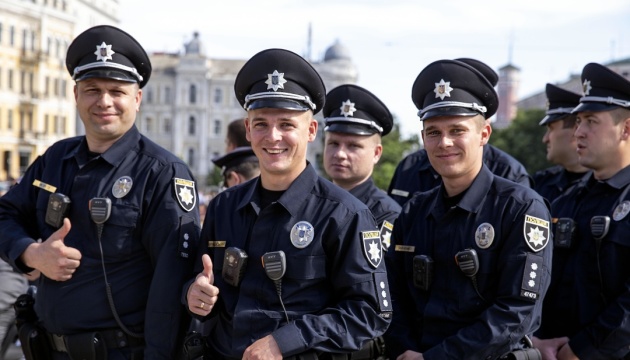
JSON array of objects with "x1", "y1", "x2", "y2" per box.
[
  {"x1": 187, "y1": 254, "x2": 220, "y2": 316},
  {"x1": 21, "y1": 218, "x2": 82, "y2": 281}
]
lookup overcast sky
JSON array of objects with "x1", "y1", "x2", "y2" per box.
[{"x1": 119, "y1": 0, "x2": 630, "y2": 137}]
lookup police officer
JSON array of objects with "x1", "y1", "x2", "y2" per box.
[
  {"x1": 323, "y1": 84, "x2": 401, "y2": 251},
  {"x1": 212, "y1": 146, "x2": 260, "y2": 189},
  {"x1": 384, "y1": 59, "x2": 552, "y2": 359},
  {"x1": 532, "y1": 84, "x2": 589, "y2": 203},
  {"x1": 534, "y1": 63, "x2": 630, "y2": 360},
  {"x1": 184, "y1": 48, "x2": 391, "y2": 360},
  {"x1": 387, "y1": 58, "x2": 533, "y2": 206},
  {"x1": 0, "y1": 25, "x2": 201, "y2": 359},
  {"x1": 225, "y1": 118, "x2": 249, "y2": 153}
]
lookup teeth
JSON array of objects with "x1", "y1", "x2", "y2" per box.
[{"x1": 267, "y1": 149, "x2": 283, "y2": 154}]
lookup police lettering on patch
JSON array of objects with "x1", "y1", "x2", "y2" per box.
[
  {"x1": 380, "y1": 221, "x2": 394, "y2": 251},
  {"x1": 523, "y1": 215, "x2": 550, "y2": 252},
  {"x1": 362, "y1": 230, "x2": 383, "y2": 268},
  {"x1": 475, "y1": 222, "x2": 494, "y2": 249},
  {"x1": 174, "y1": 178, "x2": 196, "y2": 212},
  {"x1": 613, "y1": 200, "x2": 630, "y2": 221},
  {"x1": 290, "y1": 221, "x2": 314, "y2": 249},
  {"x1": 520, "y1": 253, "x2": 543, "y2": 301},
  {"x1": 112, "y1": 176, "x2": 133, "y2": 198}
]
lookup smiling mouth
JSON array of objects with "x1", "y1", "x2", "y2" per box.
[{"x1": 266, "y1": 149, "x2": 284, "y2": 154}]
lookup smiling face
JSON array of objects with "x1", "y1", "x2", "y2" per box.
[
  {"x1": 422, "y1": 114, "x2": 489, "y2": 195},
  {"x1": 323, "y1": 131, "x2": 382, "y2": 190},
  {"x1": 245, "y1": 108, "x2": 317, "y2": 190},
  {"x1": 74, "y1": 78, "x2": 141, "y2": 152}
]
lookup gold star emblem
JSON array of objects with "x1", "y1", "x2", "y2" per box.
[{"x1": 94, "y1": 42, "x2": 115, "y2": 62}]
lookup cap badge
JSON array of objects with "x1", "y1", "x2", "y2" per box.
[
  {"x1": 340, "y1": 99, "x2": 357, "y2": 117},
  {"x1": 613, "y1": 200, "x2": 630, "y2": 221},
  {"x1": 582, "y1": 79, "x2": 592, "y2": 96},
  {"x1": 290, "y1": 221, "x2": 314, "y2": 249},
  {"x1": 475, "y1": 222, "x2": 495, "y2": 249},
  {"x1": 112, "y1": 176, "x2": 133, "y2": 198},
  {"x1": 94, "y1": 42, "x2": 115, "y2": 62},
  {"x1": 434, "y1": 79, "x2": 453, "y2": 100},
  {"x1": 266, "y1": 70, "x2": 287, "y2": 92}
]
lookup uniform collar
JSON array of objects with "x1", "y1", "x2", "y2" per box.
[
  {"x1": 69, "y1": 126, "x2": 141, "y2": 168},
  {"x1": 349, "y1": 178, "x2": 374, "y2": 200},
  {"x1": 238, "y1": 162, "x2": 318, "y2": 217},
  {"x1": 596, "y1": 164, "x2": 630, "y2": 190},
  {"x1": 430, "y1": 164, "x2": 493, "y2": 218}
]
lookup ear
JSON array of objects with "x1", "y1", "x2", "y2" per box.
[
  {"x1": 73, "y1": 84, "x2": 78, "y2": 102},
  {"x1": 228, "y1": 171, "x2": 242, "y2": 186},
  {"x1": 480, "y1": 122, "x2": 491, "y2": 145},
  {"x1": 622, "y1": 117, "x2": 630, "y2": 140},
  {"x1": 373, "y1": 143, "x2": 383, "y2": 165},
  {"x1": 245, "y1": 118, "x2": 252, "y2": 142},
  {"x1": 135, "y1": 88, "x2": 142, "y2": 112},
  {"x1": 308, "y1": 116, "x2": 318, "y2": 142}
]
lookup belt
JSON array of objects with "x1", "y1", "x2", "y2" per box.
[{"x1": 48, "y1": 328, "x2": 144, "y2": 353}]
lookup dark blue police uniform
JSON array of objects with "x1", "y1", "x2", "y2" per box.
[
  {"x1": 386, "y1": 165, "x2": 552, "y2": 359},
  {"x1": 385, "y1": 58, "x2": 552, "y2": 360},
  {"x1": 349, "y1": 178, "x2": 400, "y2": 229},
  {"x1": 0, "y1": 25, "x2": 201, "y2": 359},
  {"x1": 532, "y1": 165, "x2": 588, "y2": 204},
  {"x1": 0, "y1": 127, "x2": 200, "y2": 358},
  {"x1": 537, "y1": 63, "x2": 630, "y2": 359},
  {"x1": 196, "y1": 164, "x2": 391, "y2": 358},
  {"x1": 388, "y1": 145, "x2": 533, "y2": 206}
]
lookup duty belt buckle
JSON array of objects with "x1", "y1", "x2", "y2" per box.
[{"x1": 51, "y1": 333, "x2": 68, "y2": 352}]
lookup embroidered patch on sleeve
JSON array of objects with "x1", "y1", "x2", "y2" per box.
[{"x1": 520, "y1": 253, "x2": 543, "y2": 301}]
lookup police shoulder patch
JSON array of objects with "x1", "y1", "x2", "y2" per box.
[
  {"x1": 362, "y1": 230, "x2": 383, "y2": 268},
  {"x1": 523, "y1": 215, "x2": 550, "y2": 252},
  {"x1": 174, "y1": 178, "x2": 196, "y2": 212},
  {"x1": 520, "y1": 253, "x2": 543, "y2": 301},
  {"x1": 380, "y1": 221, "x2": 394, "y2": 251}
]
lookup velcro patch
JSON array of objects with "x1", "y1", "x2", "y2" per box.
[
  {"x1": 523, "y1": 215, "x2": 550, "y2": 252},
  {"x1": 178, "y1": 215, "x2": 199, "y2": 259},
  {"x1": 373, "y1": 272, "x2": 392, "y2": 316},
  {"x1": 174, "y1": 178, "x2": 196, "y2": 212},
  {"x1": 380, "y1": 221, "x2": 394, "y2": 251},
  {"x1": 520, "y1": 253, "x2": 543, "y2": 301},
  {"x1": 362, "y1": 231, "x2": 383, "y2": 268}
]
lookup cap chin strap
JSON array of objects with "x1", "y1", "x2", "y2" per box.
[
  {"x1": 546, "y1": 107, "x2": 576, "y2": 115},
  {"x1": 73, "y1": 62, "x2": 143, "y2": 82},
  {"x1": 418, "y1": 101, "x2": 487, "y2": 117},
  {"x1": 324, "y1": 117, "x2": 384, "y2": 133},
  {"x1": 245, "y1": 92, "x2": 316, "y2": 111},
  {"x1": 579, "y1": 96, "x2": 630, "y2": 108}
]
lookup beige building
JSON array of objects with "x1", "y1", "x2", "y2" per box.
[
  {"x1": 139, "y1": 33, "x2": 358, "y2": 191},
  {"x1": 0, "y1": 0, "x2": 119, "y2": 181}
]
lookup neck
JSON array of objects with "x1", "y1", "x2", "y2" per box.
[
  {"x1": 260, "y1": 163, "x2": 307, "y2": 191},
  {"x1": 333, "y1": 175, "x2": 370, "y2": 191}
]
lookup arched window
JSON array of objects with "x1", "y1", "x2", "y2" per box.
[
  {"x1": 188, "y1": 148, "x2": 195, "y2": 167},
  {"x1": 188, "y1": 116, "x2": 196, "y2": 135},
  {"x1": 189, "y1": 84, "x2": 197, "y2": 104}
]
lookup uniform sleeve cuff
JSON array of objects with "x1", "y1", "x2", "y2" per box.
[{"x1": 272, "y1": 323, "x2": 307, "y2": 357}]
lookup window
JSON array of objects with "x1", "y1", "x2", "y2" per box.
[
  {"x1": 20, "y1": 70, "x2": 25, "y2": 94},
  {"x1": 8, "y1": 69, "x2": 13, "y2": 90},
  {"x1": 9, "y1": 26, "x2": 14, "y2": 47},
  {"x1": 53, "y1": 78, "x2": 59, "y2": 96},
  {"x1": 164, "y1": 118, "x2": 171, "y2": 132},
  {"x1": 19, "y1": 151, "x2": 31, "y2": 174},
  {"x1": 214, "y1": 88, "x2": 222, "y2": 104},
  {"x1": 188, "y1": 148, "x2": 195, "y2": 167},
  {"x1": 22, "y1": 29, "x2": 27, "y2": 51},
  {"x1": 44, "y1": 114, "x2": 49, "y2": 133},
  {"x1": 189, "y1": 84, "x2": 197, "y2": 104},
  {"x1": 145, "y1": 117, "x2": 153, "y2": 132},
  {"x1": 146, "y1": 88, "x2": 153, "y2": 103},
  {"x1": 0, "y1": 23, "x2": 3, "y2": 44},
  {"x1": 7, "y1": 110, "x2": 13, "y2": 129},
  {"x1": 47, "y1": 37, "x2": 51, "y2": 54},
  {"x1": 44, "y1": 76, "x2": 49, "y2": 96},
  {"x1": 188, "y1": 116, "x2": 196, "y2": 135},
  {"x1": 31, "y1": 31, "x2": 35, "y2": 51},
  {"x1": 214, "y1": 120, "x2": 221, "y2": 135},
  {"x1": 164, "y1": 87, "x2": 171, "y2": 104}
]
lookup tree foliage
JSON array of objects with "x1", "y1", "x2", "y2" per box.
[
  {"x1": 373, "y1": 123, "x2": 420, "y2": 190},
  {"x1": 488, "y1": 109, "x2": 552, "y2": 175}
]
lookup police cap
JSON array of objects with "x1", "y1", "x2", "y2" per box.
[
  {"x1": 66, "y1": 25, "x2": 151, "y2": 88},
  {"x1": 212, "y1": 147, "x2": 258, "y2": 174},
  {"x1": 455, "y1": 58, "x2": 499, "y2": 87},
  {"x1": 412, "y1": 59, "x2": 498, "y2": 121},
  {"x1": 323, "y1": 84, "x2": 393, "y2": 136},
  {"x1": 234, "y1": 48, "x2": 326, "y2": 114},
  {"x1": 539, "y1": 84, "x2": 581, "y2": 125},
  {"x1": 573, "y1": 62, "x2": 630, "y2": 113}
]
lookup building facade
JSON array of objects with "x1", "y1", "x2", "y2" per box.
[
  {"x1": 0, "y1": 0, "x2": 119, "y2": 181},
  {"x1": 139, "y1": 34, "x2": 358, "y2": 191}
]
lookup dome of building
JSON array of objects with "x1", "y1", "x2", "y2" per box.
[
  {"x1": 184, "y1": 31, "x2": 203, "y2": 55},
  {"x1": 324, "y1": 40, "x2": 351, "y2": 61}
]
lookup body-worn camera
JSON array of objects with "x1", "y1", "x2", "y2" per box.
[
  {"x1": 413, "y1": 255, "x2": 433, "y2": 290},
  {"x1": 45, "y1": 193, "x2": 71, "y2": 228},
  {"x1": 554, "y1": 218, "x2": 575, "y2": 248},
  {"x1": 222, "y1": 247, "x2": 248, "y2": 287}
]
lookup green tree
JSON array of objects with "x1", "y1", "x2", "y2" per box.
[{"x1": 489, "y1": 109, "x2": 551, "y2": 175}]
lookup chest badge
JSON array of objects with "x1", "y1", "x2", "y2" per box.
[
  {"x1": 174, "y1": 178, "x2": 196, "y2": 212},
  {"x1": 112, "y1": 176, "x2": 133, "y2": 198},
  {"x1": 290, "y1": 221, "x2": 314, "y2": 249},
  {"x1": 524, "y1": 215, "x2": 550, "y2": 252},
  {"x1": 362, "y1": 230, "x2": 382, "y2": 268},
  {"x1": 613, "y1": 200, "x2": 630, "y2": 221},
  {"x1": 475, "y1": 222, "x2": 495, "y2": 249}
]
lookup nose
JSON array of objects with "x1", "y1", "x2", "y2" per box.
[
  {"x1": 574, "y1": 122, "x2": 586, "y2": 139},
  {"x1": 438, "y1": 134, "x2": 453, "y2": 147},
  {"x1": 542, "y1": 130, "x2": 550, "y2": 144},
  {"x1": 268, "y1": 124, "x2": 282, "y2": 141},
  {"x1": 96, "y1": 92, "x2": 113, "y2": 107}
]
